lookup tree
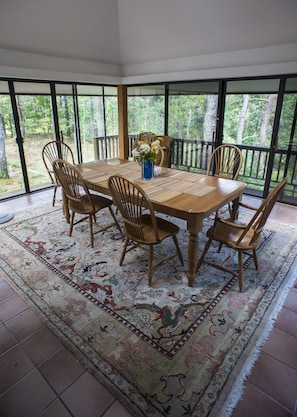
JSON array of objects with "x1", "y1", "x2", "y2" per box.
[
  {"x1": 237, "y1": 94, "x2": 249, "y2": 144},
  {"x1": 260, "y1": 95, "x2": 277, "y2": 146},
  {"x1": 94, "y1": 96, "x2": 104, "y2": 137},
  {"x1": 63, "y1": 96, "x2": 71, "y2": 138},
  {"x1": 0, "y1": 114, "x2": 9, "y2": 178},
  {"x1": 204, "y1": 95, "x2": 218, "y2": 142}
]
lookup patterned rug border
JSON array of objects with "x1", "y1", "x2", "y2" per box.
[{"x1": 1, "y1": 203, "x2": 297, "y2": 417}]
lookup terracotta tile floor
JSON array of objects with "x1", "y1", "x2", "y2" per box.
[{"x1": 0, "y1": 189, "x2": 297, "y2": 417}]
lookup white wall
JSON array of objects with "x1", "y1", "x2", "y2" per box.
[{"x1": 0, "y1": 0, "x2": 296, "y2": 83}]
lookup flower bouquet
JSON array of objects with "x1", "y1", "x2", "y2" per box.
[
  {"x1": 132, "y1": 134, "x2": 162, "y2": 179},
  {"x1": 132, "y1": 134, "x2": 162, "y2": 163}
]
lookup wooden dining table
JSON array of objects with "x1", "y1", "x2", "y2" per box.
[{"x1": 71, "y1": 158, "x2": 247, "y2": 287}]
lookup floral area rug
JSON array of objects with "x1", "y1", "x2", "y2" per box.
[{"x1": 0, "y1": 202, "x2": 297, "y2": 417}]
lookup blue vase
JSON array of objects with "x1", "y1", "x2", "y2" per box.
[{"x1": 142, "y1": 160, "x2": 154, "y2": 180}]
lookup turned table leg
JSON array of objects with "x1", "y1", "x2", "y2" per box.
[{"x1": 186, "y1": 231, "x2": 198, "y2": 287}]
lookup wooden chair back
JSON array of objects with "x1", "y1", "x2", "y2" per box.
[
  {"x1": 137, "y1": 132, "x2": 156, "y2": 143},
  {"x1": 155, "y1": 146, "x2": 165, "y2": 168},
  {"x1": 42, "y1": 141, "x2": 74, "y2": 206},
  {"x1": 108, "y1": 174, "x2": 159, "y2": 243},
  {"x1": 207, "y1": 144, "x2": 243, "y2": 180},
  {"x1": 235, "y1": 178, "x2": 287, "y2": 246},
  {"x1": 42, "y1": 141, "x2": 74, "y2": 181},
  {"x1": 52, "y1": 159, "x2": 94, "y2": 212},
  {"x1": 157, "y1": 135, "x2": 173, "y2": 168}
]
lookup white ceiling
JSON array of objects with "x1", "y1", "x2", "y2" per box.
[
  {"x1": 0, "y1": 0, "x2": 296, "y2": 83},
  {"x1": 0, "y1": 0, "x2": 120, "y2": 64},
  {"x1": 118, "y1": 0, "x2": 297, "y2": 65}
]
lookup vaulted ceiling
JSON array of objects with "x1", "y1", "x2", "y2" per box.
[{"x1": 0, "y1": 0, "x2": 296, "y2": 83}]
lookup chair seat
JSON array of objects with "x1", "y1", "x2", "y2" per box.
[
  {"x1": 207, "y1": 219, "x2": 261, "y2": 250},
  {"x1": 69, "y1": 194, "x2": 113, "y2": 214},
  {"x1": 127, "y1": 214, "x2": 180, "y2": 244}
]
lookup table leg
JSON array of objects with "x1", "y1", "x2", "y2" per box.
[
  {"x1": 230, "y1": 194, "x2": 242, "y2": 220},
  {"x1": 186, "y1": 232, "x2": 198, "y2": 287}
]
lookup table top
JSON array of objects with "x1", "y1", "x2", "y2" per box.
[{"x1": 76, "y1": 159, "x2": 246, "y2": 221}]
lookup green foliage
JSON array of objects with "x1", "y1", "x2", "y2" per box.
[
  {"x1": 168, "y1": 95, "x2": 206, "y2": 139},
  {"x1": 17, "y1": 96, "x2": 54, "y2": 137},
  {"x1": 223, "y1": 94, "x2": 277, "y2": 145},
  {"x1": 0, "y1": 83, "x2": 297, "y2": 199},
  {"x1": 128, "y1": 96, "x2": 164, "y2": 134},
  {"x1": 0, "y1": 95, "x2": 15, "y2": 138}
]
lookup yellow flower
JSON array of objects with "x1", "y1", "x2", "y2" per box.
[{"x1": 133, "y1": 135, "x2": 162, "y2": 163}]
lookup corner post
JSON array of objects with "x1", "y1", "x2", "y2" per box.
[{"x1": 117, "y1": 85, "x2": 128, "y2": 160}]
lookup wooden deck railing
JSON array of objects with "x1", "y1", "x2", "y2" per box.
[{"x1": 93, "y1": 136, "x2": 297, "y2": 200}]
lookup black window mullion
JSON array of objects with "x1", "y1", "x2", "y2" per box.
[
  {"x1": 216, "y1": 80, "x2": 226, "y2": 147},
  {"x1": 72, "y1": 84, "x2": 82, "y2": 163},
  {"x1": 264, "y1": 78, "x2": 285, "y2": 197},
  {"x1": 8, "y1": 80, "x2": 30, "y2": 193},
  {"x1": 164, "y1": 83, "x2": 169, "y2": 135},
  {"x1": 50, "y1": 83, "x2": 60, "y2": 141}
]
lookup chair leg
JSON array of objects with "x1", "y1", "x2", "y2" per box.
[
  {"x1": 89, "y1": 215, "x2": 94, "y2": 248},
  {"x1": 172, "y1": 235, "x2": 184, "y2": 266},
  {"x1": 148, "y1": 246, "x2": 153, "y2": 286},
  {"x1": 238, "y1": 251, "x2": 244, "y2": 292},
  {"x1": 196, "y1": 238, "x2": 212, "y2": 273},
  {"x1": 108, "y1": 206, "x2": 122, "y2": 234},
  {"x1": 252, "y1": 248, "x2": 258, "y2": 270},
  {"x1": 69, "y1": 212, "x2": 75, "y2": 237},
  {"x1": 120, "y1": 237, "x2": 129, "y2": 265},
  {"x1": 52, "y1": 185, "x2": 58, "y2": 207}
]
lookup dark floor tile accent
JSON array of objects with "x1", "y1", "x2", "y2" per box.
[
  {"x1": 38, "y1": 399, "x2": 73, "y2": 417},
  {"x1": 60, "y1": 372, "x2": 115, "y2": 417},
  {"x1": 39, "y1": 347, "x2": 86, "y2": 394},
  {"x1": 103, "y1": 400, "x2": 137, "y2": 417},
  {"x1": 248, "y1": 353, "x2": 297, "y2": 412},
  {"x1": 0, "y1": 280, "x2": 15, "y2": 302},
  {"x1": 283, "y1": 288, "x2": 297, "y2": 313},
  {"x1": 262, "y1": 327, "x2": 297, "y2": 370},
  {"x1": 231, "y1": 383, "x2": 292, "y2": 417},
  {"x1": 21, "y1": 326, "x2": 63, "y2": 366},
  {"x1": 5, "y1": 308, "x2": 44, "y2": 342},
  {"x1": 0, "y1": 345, "x2": 34, "y2": 392},
  {"x1": 0, "y1": 370, "x2": 56, "y2": 417},
  {"x1": 274, "y1": 307, "x2": 297, "y2": 338},
  {"x1": 0, "y1": 294, "x2": 29, "y2": 322},
  {"x1": 0, "y1": 325, "x2": 16, "y2": 354}
]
